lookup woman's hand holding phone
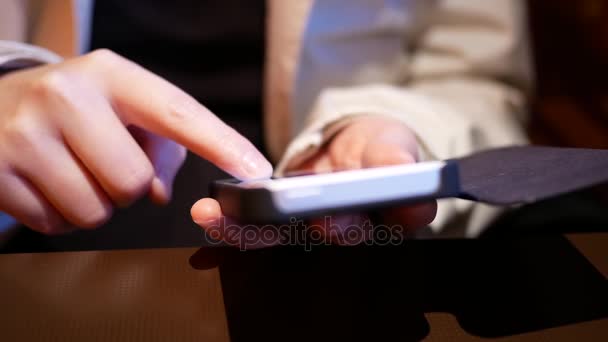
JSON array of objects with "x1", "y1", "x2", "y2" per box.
[{"x1": 191, "y1": 117, "x2": 437, "y2": 248}]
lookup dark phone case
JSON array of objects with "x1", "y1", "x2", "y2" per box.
[{"x1": 457, "y1": 146, "x2": 608, "y2": 204}]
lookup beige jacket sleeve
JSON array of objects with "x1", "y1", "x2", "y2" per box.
[
  {"x1": 0, "y1": 0, "x2": 89, "y2": 65},
  {"x1": 276, "y1": 0, "x2": 533, "y2": 237},
  {"x1": 0, "y1": 0, "x2": 60, "y2": 68}
]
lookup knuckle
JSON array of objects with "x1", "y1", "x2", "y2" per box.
[
  {"x1": 36, "y1": 214, "x2": 69, "y2": 235},
  {"x1": 31, "y1": 70, "x2": 71, "y2": 99},
  {"x1": 41, "y1": 223, "x2": 67, "y2": 235},
  {"x1": 83, "y1": 48, "x2": 122, "y2": 67},
  {"x1": 2, "y1": 116, "x2": 43, "y2": 156},
  {"x1": 74, "y1": 205, "x2": 113, "y2": 229},
  {"x1": 112, "y1": 163, "x2": 155, "y2": 204}
]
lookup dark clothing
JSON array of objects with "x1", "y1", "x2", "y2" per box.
[{"x1": 91, "y1": 0, "x2": 266, "y2": 121}]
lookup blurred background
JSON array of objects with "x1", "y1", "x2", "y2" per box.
[
  {"x1": 528, "y1": 0, "x2": 608, "y2": 204},
  {"x1": 4, "y1": 0, "x2": 608, "y2": 252},
  {"x1": 528, "y1": 1, "x2": 608, "y2": 149}
]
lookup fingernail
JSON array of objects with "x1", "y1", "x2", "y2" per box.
[{"x1": 240, "y1": 150, "x2": 273, "y2": 179}]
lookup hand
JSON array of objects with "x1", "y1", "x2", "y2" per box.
[
  {"x1": 0, "y1": 49, "x2": 272, "y2": 234},
  {"x1": 191, "y1": 116, "x2": 436, "y2": 249}
]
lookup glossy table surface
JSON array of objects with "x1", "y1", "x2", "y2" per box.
[{"x1": 0, "y1": 233, "x2": 606, "y2": 341}]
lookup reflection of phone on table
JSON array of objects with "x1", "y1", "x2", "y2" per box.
[
  {"x1": 211, "y1": 146, "x2": 608, "y2": 223},
  {"x1": 211, "y1": 161, "x2": 460, "y2": 223}
]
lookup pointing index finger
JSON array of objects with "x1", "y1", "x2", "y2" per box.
[{"x1": 95, "y1": 53, "x2": 273, "y2": 180}]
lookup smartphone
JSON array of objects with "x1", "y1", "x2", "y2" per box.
[{"x1": 210, "y1": 160, "x2": 461, "y2": 223}]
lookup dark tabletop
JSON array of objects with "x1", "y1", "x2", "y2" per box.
[{"x1": 0, "y1": 232, "x2": 606, "y2": 341}]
